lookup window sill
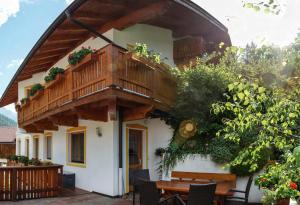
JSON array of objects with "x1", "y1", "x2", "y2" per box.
[{"x1": 67, "y1": 162, "x2": 86, "y2": 168}]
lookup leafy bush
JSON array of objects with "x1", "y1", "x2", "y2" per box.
[
  {"x1": 20, "y1": 97, "x2": 28, "y2": 104},
  {"x1": 18, "y1": 156, "x2": 29, "y2": 166},
  {"x1": 29, "y1": 83, "x2": 44, "y2": 97},
  {"x1": 68, "y1": 46, "x2": 95, "y2": 65},
  {"x1": 133, "y1": 43, "x2": 167, "y2": 64},
  {"x1": 29, "y1": 158, "x2": 41, "y2": 166},
  {"x1": 209, "y1": 138, "x2": 239, "y2": 164},
  {"x1": 44, "y1": 67, "x2": 64, "y2": 83}
]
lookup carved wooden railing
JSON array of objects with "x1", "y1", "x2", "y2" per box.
[
  {"x1": 18, "y1": 44, "x2": 176, "y2": 124},
  {"x1": 0, "y1": 165, "x2": 63, "y2": 201}
]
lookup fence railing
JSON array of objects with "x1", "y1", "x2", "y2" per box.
[
  {"x1": 18, "y1": 44, "x2": 176, "y2": 125},
  {"x1": 0, "y1": 165, "x2": 63, "y2": 201}
]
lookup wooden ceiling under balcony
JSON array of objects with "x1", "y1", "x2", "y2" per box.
[{"x1": 0, "y1": 0, "x2": 230, "y2": 107}]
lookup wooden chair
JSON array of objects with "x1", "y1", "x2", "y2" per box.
[
  {"x1": 138, "y1": 180, "x2": 180, "y2": 205},
  {"x1": 176, "y1": 183, "x2": 217, "y2": 205},
  {"x1": 132, "y1": 169, "x2": 150, "y2": 205},
  {"x1": 224, "y1": 175, "x2": 253, "y2": 205}
]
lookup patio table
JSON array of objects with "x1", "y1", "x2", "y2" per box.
[
  {"x1": 156, "y1": 180, "x2": 234, "y2": 196},
  {"x1": 156, "y1": 180, "x2": 235, "y2": 205}
]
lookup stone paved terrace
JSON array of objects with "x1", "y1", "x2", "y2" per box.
[{"x1": 1, "y1": 189, "x2": 133, "y2": 205}]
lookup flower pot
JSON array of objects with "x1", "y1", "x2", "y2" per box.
[
  {"x1": 277, "y1": 199, "x2": 290, "y2": 205},
  {"x1": 30, "y1": 89, "x2": 44, "y2": 100},
  {"x1": 71, "y1": 53, "x2": 96, "y2": 72},
  {"x1": 45, "y1": 73, "x2": 64, "y2": 89}
]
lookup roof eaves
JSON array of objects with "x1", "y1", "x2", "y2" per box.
[
  {"x1": 173, "y1": 0, "x2": 228, "y2": 32},
  {"x1": 0, "y1": 0, "x2": 87, "y2": 106}
]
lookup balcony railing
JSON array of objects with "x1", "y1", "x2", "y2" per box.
[{"x1": 18, "y1": 44, "x2": 176, "y2": 125}]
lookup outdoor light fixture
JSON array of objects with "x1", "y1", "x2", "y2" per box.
[{"x1": 96, "y1": 127, "x2": 102, "y2": 137}]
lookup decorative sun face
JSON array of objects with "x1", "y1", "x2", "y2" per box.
[{"x1": 185, "y1": 123, "x2": 194, "y2": 132}]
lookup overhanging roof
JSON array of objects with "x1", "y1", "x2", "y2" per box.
[{"x1": 0, "y1": 0, "x2": 231, "y2": 107}]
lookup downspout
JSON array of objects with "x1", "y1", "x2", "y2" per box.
[
  {"x1": 118, "y1": 108, "x2": 124, "y2": 195},
  {"x1": 65, "y1": 11, "x2": 115, "y2": 45}
]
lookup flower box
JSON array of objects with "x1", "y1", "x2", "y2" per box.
[
  {"x1": 71, "y1": 53, "x2": 97, "y2": 72},
  {"x1": 276, "y1": 199, "x2": 289, "y2": 205},
  {"x1": 45, "y1": 73, "x2": 64, "y2": 89},
  {"x1": 129, "y1": 52, "x2": 170, "y2": 71},
  {"x1": 30, "y1": 89, "x2": 44, "y2": 101}
]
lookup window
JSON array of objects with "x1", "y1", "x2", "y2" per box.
[
  {"x1": 18, "y1": 139, "x2": 21, "y2": 155},
  {"x1": 67, "y1": 127, "x2": 86, "y2": 167},
  {"x1": 25, "y1": 138, "x2": 29, "y2": 157},
  {"x1": 45, "y1": 134, "x2": 52, "y2": 160},
  {"x1": 33, "y1": 136, "x2": 39, "y2": 159}
]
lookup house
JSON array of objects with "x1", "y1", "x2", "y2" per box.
[
  {"x1": 0, "y1": 127, "x2": 17, "y2": 159},
  {"x1": 0, "y1": 0, "x2": 230, "y2": 197}
]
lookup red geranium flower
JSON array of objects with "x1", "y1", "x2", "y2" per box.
[{"x1": 290, "y1": 182, "x2": 298, "y2": 190}]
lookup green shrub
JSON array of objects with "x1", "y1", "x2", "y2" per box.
[
  {"x1": 209, "y1": 138, "x2": 239, "y2": 164},
  {"x1": 20, "y1": 97, "x2": 28, "y2": 104},
  {"x1": 44, "y1": 67, "x2": 64, "y2": 83},
  {"x1": 68, "y1": 46, "x2": 94, "y2": 65},
  {"x1": 18, "y1": 156, "x2": 29, "y2": 166},
  {"x1": 230, "y1": 148, "x2": 270, "y2": 176},
  {"x1": 29, "y1": 83, "x2": 44, "y2": 97}
]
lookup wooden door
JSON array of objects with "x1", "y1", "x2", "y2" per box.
[{"x1": 129, "y1": 129, "x2": 143, "y2": 190}]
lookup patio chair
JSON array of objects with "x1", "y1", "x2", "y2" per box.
[
  {"x1": 132, "y1": 169, "x2": 150, "y2": 205},
  {"x1": 175, "y1": 183, "x2": 217, "y2": 205},
  {"x1": 224, "y1": 175, "x2": 253, "y2": 205},
  {"x1": 139, "y1": 180, "x2": 180, "y2": 205}
]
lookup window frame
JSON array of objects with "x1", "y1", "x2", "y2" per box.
[
  {"x1": 45, "y1": 133, "x2": 53, "y2": 161},
  {"x1": 33, "y1": 136, "x2": 39, "y2": 159},
  {"x1": 66, "y1": 127, "x2": 86, "y2": 168},
  {"x1": 25, "y1": 138, "x2": 30, "y2": 158}
]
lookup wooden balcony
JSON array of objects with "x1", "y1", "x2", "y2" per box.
[{"x1": 18, "y1": 44, "x2": 176, "y2": 133}]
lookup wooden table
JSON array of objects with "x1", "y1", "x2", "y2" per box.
[{"x1": 156, "y1": 180, "x2": 234, "y2": 196}]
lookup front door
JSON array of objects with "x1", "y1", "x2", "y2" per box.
[{"x1": 129, "y1": 129, "x2": 143, "y2": 190}]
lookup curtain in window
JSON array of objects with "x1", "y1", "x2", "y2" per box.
[{"x1": 70, "y1": 132, "x2": 84, "y2": 163}]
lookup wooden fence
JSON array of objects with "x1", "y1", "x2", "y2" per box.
[
  {"x1": 0, "y1": 144, "x2": 15, "y2": 159},
  {"x1": 0, "y1": 165, "x2": 63, "y2": 201}
]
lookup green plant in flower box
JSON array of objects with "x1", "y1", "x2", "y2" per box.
[
  {"x1": 20, "y1": 97, "x2": 28, "y2": 105},
  {"x1": 29, "y1": 83, "x2": 44, "y2": 97},
  {"x1": 44, "y1": 67, "x2": 64, "y2": 83},
  {"x1": 68, "y1": 46, "x2": 95, "y2": 65}
]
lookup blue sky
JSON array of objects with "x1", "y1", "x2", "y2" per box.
[{"x1": 0, "y1": 0, "x2": 299, "y2": 113}]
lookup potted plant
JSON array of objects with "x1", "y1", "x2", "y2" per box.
[
  {"x1": 129, "y1": 43, "x2": 169, "y2": 71},
  {"x1": 20, "y1": 97, "x2": 29, "y2": 107},
  {"x1": 18, "y1": 156, "x2": 29, "y2": 166},
  {"x1": 29, "y1": 83, "x2": 44, "y2": 100},
  {"x1": 68, "y1": 46, "x2": 96, "y2": 71},
  {"x1": 44, "y1": 67, "x2": 65, "y2": 88},
  {"x1": 256, "y1": 154, "x2": 300, "y2": 205}
]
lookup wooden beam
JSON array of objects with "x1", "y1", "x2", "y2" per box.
[
  {"x1": 33, "y1": 121, "x2": 58, "y2": 131},
  {"x1": 123, "y1": 105, "x2": 154, "y2": 121},
  {"x1": 108, "y1": 100, "x2": 117, "y2": 121},
  {"x1": 74, "y1": 107, "x2": 108, "y2": 122},
  {"x1": 29, "y1": 56, "x2": 59, "y2": 64},
  {"x1": 48, "y1": 33, "x2": 85, "y2": 41},
  {"x1": 98, "y1": 0, "x2": 171, "y2": 33},
  {"x1": 46, "y1": 38, "x2": 81, "y2": 44},
  {"x1": 39, "y1": 44, "x2": 72, "y2": 52},
  {"x1": 48, "y1": 115, "x2": 78, "y2": 127},
  {"x1": 23, "y1": 125, "x2": 43, "y2": 133}
]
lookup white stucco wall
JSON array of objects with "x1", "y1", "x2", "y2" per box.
[
  {"x1": 16, "y1": 119, "x2": 120, "y2": 196},
  {"x1": 114, "y1": 24, "x2": 174, "y2": 66},
  {"x1": 167, "y1": 155, "x2": 263, "y2": 203}
]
